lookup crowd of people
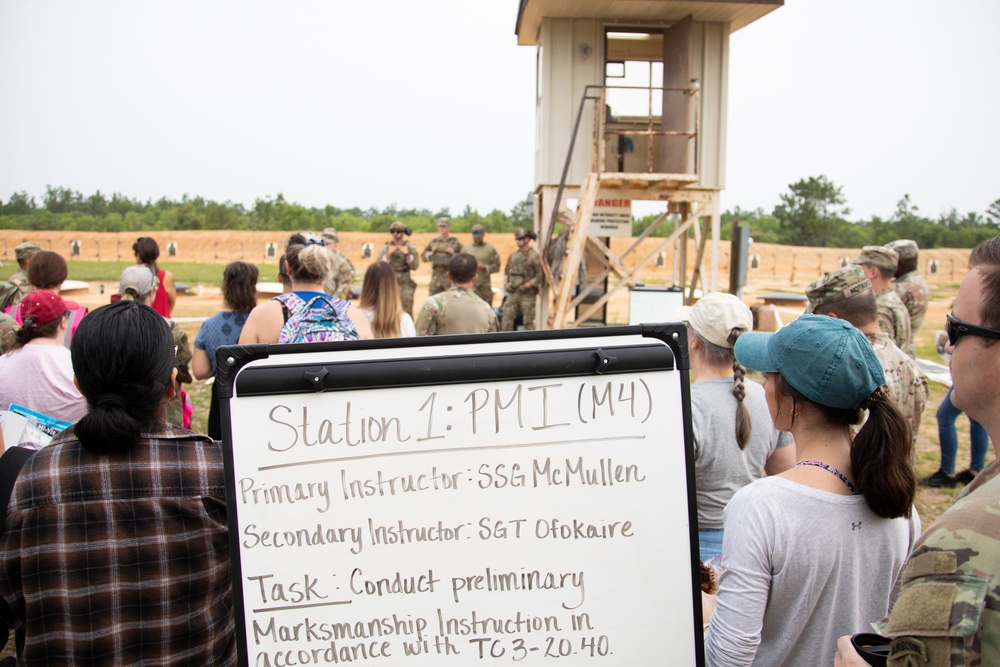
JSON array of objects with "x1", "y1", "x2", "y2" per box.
[{"x1": 0, "y1": 230, "x2": 995, "y2": 666}]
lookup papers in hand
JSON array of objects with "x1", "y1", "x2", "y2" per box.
[{"x1": 0, "y1": 404, "x2": 73, "y2": 450}]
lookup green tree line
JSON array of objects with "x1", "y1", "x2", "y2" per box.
[
  {"x1": 3, "y1": 179, "x2": 997, "y2": 248},
  {"x1": 638, "y1": 175, "x2": 998, "y2": 248},
  {"x1": 0, "y1": 186, "x2": 531, "y2": 235}
]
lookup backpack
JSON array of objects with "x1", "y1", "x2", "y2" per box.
[
  {"x1": 0, "y1": 281, "x2": 27, "y2": 312},
  {"x1": 274, "y1": 292, "x2": 358, "y2": 344}
]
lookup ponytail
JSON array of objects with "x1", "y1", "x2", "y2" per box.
[
  {"x1": 72, "y1": 300, "x2": 175, "y2": 454},
  {"x1": 851, "y1": 389, "x2": 915, "y2": 519}
]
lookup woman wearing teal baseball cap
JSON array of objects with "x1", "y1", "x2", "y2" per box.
[{"x1": 704, "y1": 315, "x2": 919, "y2": 667}]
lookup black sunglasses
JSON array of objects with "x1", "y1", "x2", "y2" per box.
[{"x1": 946, "y1": 312, "x2": 1000, "y2": 346}]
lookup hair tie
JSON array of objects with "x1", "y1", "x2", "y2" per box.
[
  {"x1": 861, "y1": 387, "x2": 887, "y2": 411},
  {"x1": 96, "y1": 394, "x2": 128, "y2": 410},
  {"x1": 304, "y1": 238, "x2": 326, "y2": 247}
]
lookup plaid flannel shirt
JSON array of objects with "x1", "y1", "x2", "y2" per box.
[{"x1": 0, "y1": 423, "x2": 236, "y2": 665}]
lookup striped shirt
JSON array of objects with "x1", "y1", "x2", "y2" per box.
[{"x1": 0, "y1": 423, "x2": 235, "y2": 665}]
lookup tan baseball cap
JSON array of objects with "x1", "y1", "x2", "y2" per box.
[
  {"x1": 886, "y1": 239, "x2": 918, "y2": 260},
  {"x1": 849, "y1": 245, "x2": 899, "y2": 272},
  {"x1": 805, "y1": 265, "x2": 872, "y2": 312},
  {"x1": 674, "y1": 292, "x2": 753, "y2": 349}
]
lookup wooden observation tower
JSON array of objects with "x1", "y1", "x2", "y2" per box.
[{"x1": 515, "y1": 0, "x2": 782, "y2": 328}]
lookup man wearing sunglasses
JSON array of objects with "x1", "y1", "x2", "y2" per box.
[
  {"x1": 377, "y1": 221, "x2": 420, "y2": 317},
  {"x1": 836, "y1": 236, "x2": 1000, "y2": 667}
]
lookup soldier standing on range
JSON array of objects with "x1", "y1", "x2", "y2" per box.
[
  {"x1": 501, "y1": 228, "x2": 544, "y2": 331},
  {"x1": 378, "y1": 221, "x2": 420, "y2": 317},
  {"x1": 422, "y1": 217, "x2": 464, "y2": 297},
  {"x1": 322, "y1": 227, "x2": 355, "y2": 301},
  {"x1": 886, "y1": 239, "x2": 930, "y2": 337},
  {"x1": 9, "y1": 242, "x2": 41, "y2": 287},
  {"x1": 462, "y1": 224, "x2": 500, "y2": 306},
  {"x1": 805, "y1": 264, "x2": 927, "y2": 446},
  {"x1": 415, "y1": 253, "x2": 497, "y2": 336},
  {"x1": 850, "y1": 245, "x2": 912, "y2": 355}
]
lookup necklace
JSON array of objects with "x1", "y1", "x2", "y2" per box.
[{"x1": 795, "y1": 460, "x2": 858, "y2": 495}]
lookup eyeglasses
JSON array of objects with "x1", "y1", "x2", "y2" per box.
[
  {"x1": 515, "y1": 236, "x2": 526, "y2": 241},
  {"x1": 391, "y1": 230, "x2": 404, "y2": 235},
  {"x1": 945, "y1": 312, "x2": 1000, "y2": 346}
]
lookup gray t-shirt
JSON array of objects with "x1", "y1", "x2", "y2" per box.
[
  {"x1": 691, "y1": 378, "x2": 792, "y2": 529},
  {"x1": 705, "y1": 477, "x2": 920, "y2": 667}
]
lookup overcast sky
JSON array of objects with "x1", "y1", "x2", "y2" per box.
[{"x1": 1, "y1": 0, "x2": 997, "y2": 222}]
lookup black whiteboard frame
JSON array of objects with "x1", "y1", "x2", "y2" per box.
[{"x1": 217, "y1": 324, "x2": 703, "y2": 667}]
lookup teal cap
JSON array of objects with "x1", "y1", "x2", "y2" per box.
[{"x1": 734, "y1": 314, "x2": 884, "y2": 410}]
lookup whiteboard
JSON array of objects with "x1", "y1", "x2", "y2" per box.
[
  {"x1": 628, "y1": 286, "x2": 685, "y2": 326},
  {"x1": 218, "y1": 325, "x2": 703, "y2": 667}
]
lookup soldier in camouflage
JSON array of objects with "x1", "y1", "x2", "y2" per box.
[
  {"x1": 835, "y1": 236, "x2": 1000, "y2": 667},
  {"x1": 501, "y1": 228, "x2": 544, "y2": 331},
  {"x1": 377, "y1": 221, "x2": 420, "y2": 317},
  {"x1": 422, "y1": 217, "x2": 464, "y2": 297},
  {"x1": 850, "y1": 245, "x2": 913, "y2": 355},
  {"x1": 463, "y1": 224, "x2": 500, "y2": 306},
  {"x1": 887, "y1": 239, "x2": 930, "y2": 335},
  {"x1": 415, "y1": 253, "x2": 497, "y2": 336},
  {"x1": 9, "y1": 242, "x2": 41, "y2": 287},
  {"x1": 806, "y1": 265, "x2": 927, "y2": 445},
  {"x1": 321, "y1": 227, "x2": 355, "y2": 300}
]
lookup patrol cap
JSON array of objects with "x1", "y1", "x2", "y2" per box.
[
  {"x1": 14, "y1": 242, "x2": 42, "y2": 262},
  {"x1": 437, "y1": 217, "x2": 451, "y2": 227},
  {"x1": 471, "y1": 224, "x2": 485, "y2": 234},
  {"x1": 849, "y1": 245, "x2": 899, "y2": 273},
  {"x1": 514, "y1": 227, "x2": 530, "y2": 239},
  {"x1": 119, "y1": 265, "x2": 157, "y2": 298},
  {"x1": 322, "y1": 227, "x2": 339, "y2": 243},
  {"x1": 886, "y1": 239, "x2": 918, "y2": 261},
  {"x1": 674, "y1": 292, "x2": 752, "y2": 349},
  {"x1": 734, "y1": 314, "x2": 884, "y2": 410},
  {"x1": 389, "y1": 221, "x2": 406, "y2": 232},
  {"x1": 805, "y1": 265, "x2": 872, "y2": 312}
]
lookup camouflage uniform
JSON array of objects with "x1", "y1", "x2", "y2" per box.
[
  {"x1": 378, "y1": 241, "x2": 419, "y2": 317},
  {"x1": 805, "y1": 266, "x2": 925, "y2": 442},
  {"x1": 415, "y1": 286, "x2": 498, "y2": 336},
  {"x1": 322, "y1": 251, "x2": 355, "y2": 301},
  {"x1": 10, "y1": 242, "x2": 41, "y2": 287},
  {"x1": 0, "y1": 312, "x2": 17, "y2": 354},
  {"x1": 463, "y1": 240, "x2": 500, "y2": 306},
  {"x1": 866, "y1": 331, "x2": 927, "y2": 446},
  {"x1": 893, "y1": 269, "x2": 930, "y2": 334},
  {"x1": 876, "y1": 287, "x2": 913, "y2": 355},
  {"x1": 165, "y1": 320, "x2": 192, "y2": 428},
  {"x1": 422, "y1": 236, "x2": 464, "y2": 296},
  {"x1": 873, "y1": 461, "x2": 1000, "y2": 666},
  {"x1": 501, "y1": 246, "x2": 544, "y2": 331}
]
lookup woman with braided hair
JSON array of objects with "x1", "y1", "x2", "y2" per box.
[
  {"x1": 704, "y1": 315, "x2": 919, "y2": 667},
  {"x1": 677, "y1": 292, "x2": 794, "y2": 563}
]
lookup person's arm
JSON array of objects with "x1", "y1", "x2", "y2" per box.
[
  {"x1": 345, "y1": 304, "x2": 373, "y2": 340},
  {"x1": 173, "y1": 324, "x2": 193, "y2": 385},
  {"x1": 764, "y1": 435, "x2": 796, "y2": 476},
  {"x1": 704, "y1": 487, "x2": 773, "y2": 667},
  {"x1": 414, "y1": 302, "x2": 436, "y2": 337},
  {"x1": 238, "y1": 301, "x2": 284, "y2": 345},
  {"x1": 406, "y1": 243, "x2": 420, "y2": 271},
  {"x1": 488, "y1": 248, "x2": 501, "y2": 274},
  {"x1": 192, "y1": 348, "x2": 213, "y2": 381},
  {"x1": 161, "y1": 270, "x2": 178, "y2": 314}
]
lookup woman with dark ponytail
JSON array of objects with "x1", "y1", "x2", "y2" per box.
[
  {"x1": 676, "y1": 293, "x2": 793, "y2": 563},
  {"x1": 0, "y1": 299, "x2": 235, "y2": 664},
  {"x1": 704, "y1": 315, "x2": 919, "y2": 667}
]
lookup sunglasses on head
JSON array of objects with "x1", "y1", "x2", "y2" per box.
[{"x1": 946, "y1": 312, "x2": 1000, "y2": 346}]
